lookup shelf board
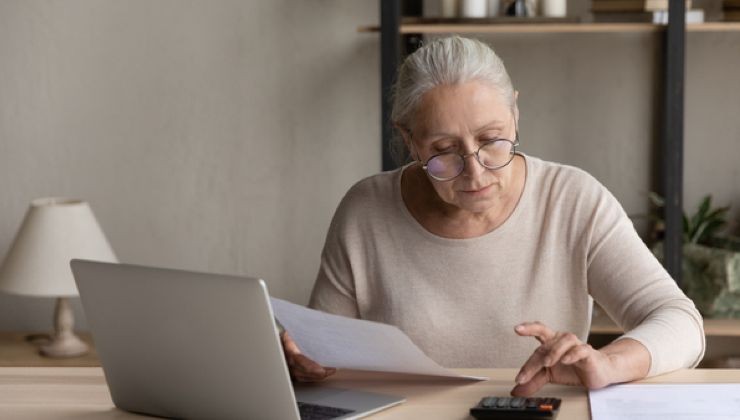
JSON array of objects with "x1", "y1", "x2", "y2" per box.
[
  {"x1": 591, "y1": 311, "x2": 740, "y2": 337},
  {"x1": 689, "y1": 22, "x2": 740, "y2": 31},
  {"x1": 358, "y1": 21, "x2": 740, "y2": 34},
  {"x1": 0, "y1": 332, "x2": 99, "y2": 367}
]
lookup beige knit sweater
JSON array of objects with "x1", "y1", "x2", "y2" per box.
[{"x1": 309, "y1": 154, "x2": 705, "y2": 376}]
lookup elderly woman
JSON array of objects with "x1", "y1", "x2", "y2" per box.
[{"x1": 282, "y1": 36, "x2": 704, "y2": 396}]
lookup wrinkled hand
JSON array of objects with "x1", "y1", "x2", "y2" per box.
[
  {"x1": 511, "y1": 322, "x2": 614, "y2": 397},
  {"x1": 281, "y1": 331, "x2": 337, "y2": 382}
]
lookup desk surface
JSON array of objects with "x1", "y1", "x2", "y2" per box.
[{"x1": 1, "y1": 367, "x2": 739, "y2": 419}]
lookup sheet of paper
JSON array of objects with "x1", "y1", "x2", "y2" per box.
[
  {"x1": 589, "y1": 383, "x2": 740, "y2": 420},
  {"x1": 270, "y1": 298, "x2": 486, "y2": 381}
]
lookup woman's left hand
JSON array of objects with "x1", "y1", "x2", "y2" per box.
[{"x1": 511, "y1": 321, "x2": 615, "y2": 397}]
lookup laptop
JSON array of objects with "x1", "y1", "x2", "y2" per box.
[{"x1": 70, "y1": 260, "x2": 404, "y2": 419}]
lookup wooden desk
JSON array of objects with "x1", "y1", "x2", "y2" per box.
[{"x1": 1, "y1": 367, "x2": 738, "y2": 419}]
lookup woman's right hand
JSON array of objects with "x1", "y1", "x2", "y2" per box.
[{"x1": 280, "y1": 331, "x2": 337, "y2": 382}]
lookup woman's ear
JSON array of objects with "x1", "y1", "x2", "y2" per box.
[{"x1": 513, "y1": 91, "x2": 520, "y2": 125}]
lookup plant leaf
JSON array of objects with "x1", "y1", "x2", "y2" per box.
[
  {"x1": 690, "y1": 220, "x2": 708, "y2": 244},
  {"x1": 694, "y1": 219, "x2": 728, "y2": 245},
  {"x1": 689, "y1": 195, "x2": 712, "y2": 238},
  {"x1": 704, "y1": 206, "x2": 730, "y2": 224}
]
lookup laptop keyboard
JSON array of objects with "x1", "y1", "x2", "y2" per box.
[{"x1": 297, "y1": 401, "x2": 354, "y2": 420}]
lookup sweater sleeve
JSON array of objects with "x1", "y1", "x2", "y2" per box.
[
  {"x1": 307, "y1": 192, "x2": 361, "y2": 318},
  {"x1": 584, "y1": 181, "x2": 705, "y2": 377}
]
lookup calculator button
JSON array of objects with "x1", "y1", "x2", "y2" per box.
[
  {"x1": 481, "y1": 397, "x2": 497, "y2": 407},
  {"x1": 539, "y1": 403, "x2": 554, "y2": 411},
  {"x1": 510, "y1": 397, "x2": 525, "y2": 408},
  {"x1": 495, "y1": 397, "x2": 510, "y2": 408},
  {"x1": 525, "y1": 398, "x2": 538, "y2": 408}
]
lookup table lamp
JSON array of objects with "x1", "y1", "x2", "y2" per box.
[{"x1": 0, "y1": 197, "x2": 118, "y2": 358}]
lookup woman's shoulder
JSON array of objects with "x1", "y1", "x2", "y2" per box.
[
  {"x1": 338, "y1": 168, "x2": 401, "y2": 212},
  {"x1": 527, "y1": 155, "x2": 608, "y2": 198},
  {"x1": 525, "y1": 155, "x2": 629, "y2": 240},
  {"x1": 525, "y1": 155, "x2": 622, "y2": 218},
  {"x1": 343, "y1": 168, "x2": 400, "y2": 201},
  {"x1": 329, "y1": 168, "x2": 403, "y2": 227},
  {"x1": 527, "y1": 155, "x2": 601, "y2": 187}
]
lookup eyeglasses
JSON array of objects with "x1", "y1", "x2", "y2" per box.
[{"x1": 421, "y1": 134, "x2": 520, "y2": 182}]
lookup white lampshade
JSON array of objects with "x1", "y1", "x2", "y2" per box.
[{"x1": 0, "y1": 197, "x2": 118, "y2": 297}]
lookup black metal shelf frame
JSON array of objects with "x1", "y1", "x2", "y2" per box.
[{"x1": 378, "y1": 0, "x2": 684, "y2": 283}]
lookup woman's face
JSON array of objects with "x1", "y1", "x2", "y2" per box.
[{"x1": 405, "y1": 81, "x2": 519, "y2": 215}]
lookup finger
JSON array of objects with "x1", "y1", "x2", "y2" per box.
[
  {"x1": 281, "y1": 332, "x2": 302, "y2": 354},
  {"x1": 289, "y1": 355, "x2": 338, "y2": 380},
  {"x1": 290, "y1": 354, "x2": 328, "y2": 376},
  {"x1": 292, "y1": 366, "x2": 337, "y2": 382},
  {"x1": 541, "y1": 332, "x2": 581, "y2": 367},
  {"x1": 515, "y1": 345, "x2": 550, "y2": 385},
  {"x1": 511, "y1": 367, "x2": 550, "y2": 397},
  {"x1": 291, "y1": 368, "x2": 329, "y2": 382},
  {"x1": 294, "y1": 373, "x2": 327, "y2": 382},
  {"x1": 561, "y1": 343, "x2": 594, "y2": 365},
  {"x1": 514, "y1": 322, "x2": 556, "y2": 344},
  {"x1": 281, "y1": 333, "x2": 337, "y2": 382}
]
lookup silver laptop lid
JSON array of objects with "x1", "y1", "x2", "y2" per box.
[{"x1": 71, "y1": 260, "x2": 300, "y2": 420}]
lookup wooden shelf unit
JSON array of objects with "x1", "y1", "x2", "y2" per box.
[{"x1": 359, "y1": 21, "x2": 740, "y2": 34}]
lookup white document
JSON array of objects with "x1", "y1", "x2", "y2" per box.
[
  {"x1": 270, "y1": 298, "x2": 487, "y2": 381},
  {"x1": 589, "y1": 383, "x2": 740, "y2": 420}
]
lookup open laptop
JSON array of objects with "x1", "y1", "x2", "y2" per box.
[{"x1": 70, "y1": 260, "x2": 404, "y2": 419}]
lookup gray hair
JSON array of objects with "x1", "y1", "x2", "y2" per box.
[{"x1": 390, "y1": 36, "x2": 516, "y2": 165}]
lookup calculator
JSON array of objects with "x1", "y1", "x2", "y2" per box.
[{"x1": 469, "y1": 396, "x2": 561, "y2": 419}]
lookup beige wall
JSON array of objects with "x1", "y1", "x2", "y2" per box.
[
  {"x1": 0, "y1": 0, "x2": 380, "y2": 330},
  {"x1": 1, "y1": 1, "x2": 738, "y2": 331}
]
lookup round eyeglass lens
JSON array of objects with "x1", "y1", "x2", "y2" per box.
[
  {"x1": 478, "y1": 140, "x2": 515, "y2": 168},
  {"x1": 426, "y1": 153, "x2": 464, "y2": 180}
]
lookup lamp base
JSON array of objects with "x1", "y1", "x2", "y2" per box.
[
  {"x1": 38, "y1": 296, "x2": 89, "y2": 358},
  {"x1": 39, "y1": 332, "x2": 89, "y2": 358}
]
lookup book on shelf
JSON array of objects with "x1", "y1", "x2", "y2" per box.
[
  {"x1": 652, "y1": 8, "x2": 704, "y2": 23},
  {"x1": 593, "y1": 8, "x2": 704, "y2": 23},
  {"x1": 591, "y1": 0, "x2": 691, "y2": 12}
]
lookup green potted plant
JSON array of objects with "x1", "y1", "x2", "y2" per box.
[{"x1": 648, "y1": 194, "x2": 740, "y2": 318}]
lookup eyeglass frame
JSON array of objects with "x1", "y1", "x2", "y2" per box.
[{"x1": 418, "y1": 131, "x2": 521, "y2": 182}]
